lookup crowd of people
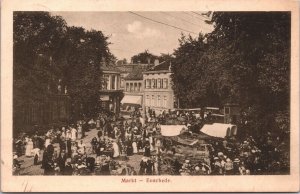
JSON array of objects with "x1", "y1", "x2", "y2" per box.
[{"x1": 13, "y1": 108, "x2": 289, "y2": 176}]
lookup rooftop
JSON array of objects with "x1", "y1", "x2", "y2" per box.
[
  {"x1": 124, "y1": 66, "x2": 145, "y2": 80},
  {"x1": 144, "y1": 61, "x2": 171, "y2": 73},
  {"x1": 101, "y1": 64, "x2": 121, "y2": 73}
]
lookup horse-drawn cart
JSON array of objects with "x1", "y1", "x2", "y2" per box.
[{"x1": 158, "y1": 125, "x2": 215, "y2": 175}]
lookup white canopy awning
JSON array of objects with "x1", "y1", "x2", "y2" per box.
[
  {"x1": 121, "y1": 95, "x2": 142, "y2": 105},
  {"x1": 200, "y1": 123, "x2": 237, "y2": 138},
  {"x1": 160, "y1": 125, "x2": 186, "y2": 136}
]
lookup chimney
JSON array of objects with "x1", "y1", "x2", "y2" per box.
[{"x1": 154, "y1": 59, "x2": 159, "y2": 66}]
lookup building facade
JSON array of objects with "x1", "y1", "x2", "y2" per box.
[
  {"x1": 121, "y1": 66, "x2": 145, "y2": 110},
  {"x1": 99, "y1": 65, "x2": 123, "y2": 117},
  {"x1": 143, "y1": 61, "x2": 175, "y2": 114}
]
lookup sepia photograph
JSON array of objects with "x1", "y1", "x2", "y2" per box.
[{"x1": 1, "y1": 0, "x2": 299, "y2": 192}]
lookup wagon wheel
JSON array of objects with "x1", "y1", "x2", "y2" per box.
[
  {"x1": 120, "y1": 166, "x2": 133, "y2": 175},
  {"x1": 160, "y1": 157, "x2": 175, "y2": 175}
]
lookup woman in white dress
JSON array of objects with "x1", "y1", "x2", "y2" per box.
[
  {"x1": 71, "y1": 127, "x2": 77, "y2": 141},
  {"x1": 132, "y1": 141, "x2": 138, "y2": 154},
  {"x1": 149, "y1": 136, "x2": 154, "y2": 151},
  {"x1": 112, "y1": 141, "x2": 120, "y2": 158},
  {"x1": 25, "y1": 138, "x2": 33, "y2": 157}
]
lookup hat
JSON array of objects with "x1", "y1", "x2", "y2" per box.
[
  {"x1": 234, "y1": 158, "x2": 240, "y2": 163},
  {"x1": 185, "y1": 160, "x2": 190, "y2": 163},
  {"x1": 13, "y1": 155, "x2": 18, "y2": 159},
  {"x1": 226, "y1": 158, "x2": 231, "y2": 162},
  {"x1": 217, "y1": 152, "x2": 224, "y2": 156},
  {"x1": 214, "y1": 157, "x2": 219, "y2": 160}
]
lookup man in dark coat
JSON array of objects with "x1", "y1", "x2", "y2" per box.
[
  {"x1": 63, "y1": 161, "x2": 73, "y2": 175},
  {"x1": 57, "y1": 150, "x2": 67, "y2": 173}
]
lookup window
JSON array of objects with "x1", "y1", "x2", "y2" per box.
[
  {"x1": 157, "y1": 95, "x2": 160, "y2": 107},
  {"x1": 134, "y1": 83, "x2": 137, "y2": 91},
  {"x1": 164, "y1": 96, "x2": 167, "y2": 107},
  {"x1": 152, "y1": 95, "x2": 155, "y2": 106},
  {"x1": 146, "y1": 95, "x2": 150, "y2": 106},
  {"x1": 146, "y1": 79, "x2": 151, "y2": 89},
  {"x1": 111, "y1": 75, "x2": 115, "y2": 90},
  {"x1": 120, "y1": 78, "x2": 125, "y2": 88},
  {"x1": 157, "y1": 78, "x2": 161, "y2": 88},
  {"x1": 130, "y1": 83, "x2": 133, "y2": 92},
  {"x1": 152, "y1": 79, "x2": 156, "y2": 88},
  {"x1": 163, "y1": 78, "x2": 168, "y2": 89},
  {"x1": 126, "y1": 83, "x2": 129, "y2": 92}
]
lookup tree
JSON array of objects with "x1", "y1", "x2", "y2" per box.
[
  {"x1": 13, "y1": 12, "x2": 116, "y2": 125},
  {"x1": 209, "y1": 12, "x2": 290, "y2": 134},
  {"x1": 171, "y1": 12, "x2": 290, "y2": 136},
  {"x1": 13, "y1": 11, "x2": 68, "y2": 128},
  {"x1": 131, "y1": 50, "x2": 158, "y2": 64},
  {"x1": 62, "y1": 27, "x2": 114, "y2": 119}
]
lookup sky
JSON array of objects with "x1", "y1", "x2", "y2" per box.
[{"x1": 52, "y1": 12, "x2": 215, "y2": 62}]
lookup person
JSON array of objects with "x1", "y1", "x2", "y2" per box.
[
  {"x1": 54, "y1": 162, "x2": 60, "y2": 175},
  {"x1": 144, "y1": 142, "x2": 151, "y2": 157},
  {"x1": 112, "y1": 140, "x2": 120, "y2": 158},
  {"x1": 57, "y1": 150, "x2": 67, "y2": 173},
  {"x1": 77, "y1": 124, "x2": 83, "y2": 139},
  {"x1": 224, "y1": 158, "x2": 234, "y2": 175},
  {"x1": 13, "y1": 155, "x2": 21, "y2": 175},
  {"x1": 71, "y1": 142, "x2": 78, "y2": 158},
  {"x1": 63, "y1": 160, "x2": 73, "y2": 175},
  {"x1": 146, "y1": 159, "x2": 154, "y2": 175},
  {"x1": 233, "y1": 158, "x2": 240, "y2": 175},
  {"x1": 66, "y1": 128, "x2": 72, "y2": 140},
  {"x1": 173, "y1": 158, "x2": 182, "y2": 175},
  {"x1": 139, "y1": 157, "x2": 148, "y2": 175},
  {"x1": 137, "y1": 138, "x2": 144, "y2": 154},
  {"x1": 61, "y1": 127, "x2": 66, "y2": 140},
  {"x1": 77, "y1": 140, "x2": 86, "y2": 155},
  {"x1": 25, "y1": 138, "x2": 33, "y2": 157},
  {"x1": 32, "y1": 147, "x2": 40, "y2": 165},
  {"x1": 127, "y1": 141, "x2": 133, "y2": 156},
  {"x1": 71, "y1": 126, "x2": 77, "y2": 141},
  {"x1": 96, "y1": 118, "x2": 101, "y2": 130},
  {"x1": 66, "y1": 139, "x2": 72, "y2": 157},
  {"x1": 91, "y1": 137, "x2": 99, "y2": 154},
  {"x1": 132, "y1": 141, "x2": 138, "y2": 154},
  {"x1": 44, "y1": 158, "x2": 55, "y2": 175}
]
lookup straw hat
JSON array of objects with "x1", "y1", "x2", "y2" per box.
[{"x1": 234, "y1": 158, "x2": 240, "y2": 163}]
